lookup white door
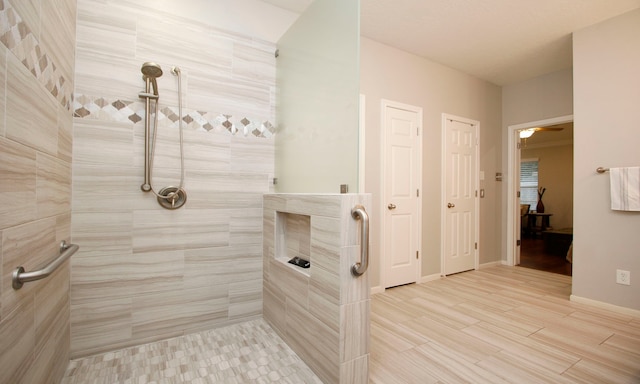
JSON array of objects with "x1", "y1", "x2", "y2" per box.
[
  {"x1": 382, "y1": 101, "x2": 421, "y2": 288},
  {"x1": 443, "y1": 115, "x2": 478, "y2": 275}
]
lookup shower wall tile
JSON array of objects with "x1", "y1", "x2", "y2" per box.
[
  {"x1": 7, "y1": 0, "x2": 40, "y2": 39},
  {"x1": 6, "y1": 54, "x2": 59, "y2": 156},
  {"x1": 228, "y1": 278, "x2": 263, "y2": 321},
  {"x1": 40, "y1": 0, "x2": 76, "y2": 83},
  {"x1": 70, "y1": 297, "x2": 133, "y2": 357},
  {"x1": 71, "y1": 211, "x2": 133, "y2": 255},
  {"x1": 72, "y1": 165, "x2": 139, "y2": 212},
  {"x1": 230, "y1": 136, "x2": 275, "y2": 174},
  {"x1": 73, "y1": 120, "x2": 134, "y2": 167},
  {"x1": 136, "y1": 15, "x2": 233, "y2": 77},
  {"x1": 37, "y1": 152, "x2": 72, "y2": 219},
  {"x1": 58, "y1": 104, "x2": 73, "y2": 162},
  {"x1": 71, "y1": 250, "x2": 184, "y2": 302},
  {"x1": 1, "y1": 217, "x2": 58, "y2": 318},
  {"x1": 233, "y1": 41, "x2": 278, "y2": 84},
  {"x1": 0, "y1": 45, "x2": 5, "y2": 136},
  {"x1": 188, "y1": 73, "x2": 272, "y2": 120},
  {"x1": 0, "y1": 296, "x2": 35, "y2": 384},
  {"x1": 230, "y1": 208, "x2": 263, "y2": 246},
  {"x1": 0, "y1": 137, "x2": 37, "y2": 230},
  {"x1": 131, "y1": 286, "x2": 229, "y2": 340},
  {"x1": 132, "y1": 209, "x2": 230, "y2": 253}
]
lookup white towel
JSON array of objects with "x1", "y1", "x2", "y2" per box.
[{"x1": 610, "y1": 167, "x2": 640, "y2": 211}]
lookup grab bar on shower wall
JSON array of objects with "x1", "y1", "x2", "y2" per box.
[
  {"x1": 351, "y1": 205, "x2": 369, "y2": 277},
  {"x1": 12, "y1": 241, "x2": 79, "y2": 289}
]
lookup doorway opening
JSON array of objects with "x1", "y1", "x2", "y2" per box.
[{"x1": 507, "y1": 115, "x2": 573, "y2": 276}]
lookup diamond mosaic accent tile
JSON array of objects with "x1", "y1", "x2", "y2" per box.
[
  {"x1": 73, "y1": 94, "x2": 275, "y2": 138},
  {"x1": 0, "y1": 0, "x2": 74, "y2": 110},
  {"x1": 61, "y1": 319, "x2": 322, "y2": 384}
]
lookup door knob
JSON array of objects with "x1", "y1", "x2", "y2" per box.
[
  {"x1": 388, "y1": 203, "x2": 397, "y2": 210},
  {"x1": 447, "y1": 203, "x2": 455, "y2": 208}
]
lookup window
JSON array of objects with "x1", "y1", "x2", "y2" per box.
[{"x1": 520, "y1": 159, "x2": 538, "y2": 208}]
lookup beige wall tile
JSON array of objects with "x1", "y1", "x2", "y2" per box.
[
  {"x1": 2, "y1": 217, "x2": 57, "y2": 317},
  {"x1": 73, "y1": 119, "x2": 134, "y2": 167},
  {"x1": 0, "y1": 45, "x2": 5, "y2": 136},
  {"x1": 0, "y1": 296, "x2": 35, "y2": 384},
  {"x1": 70, "y1": 297, "x2": 132, "y2": 358},
  {"x1": 7, "y1": 0, "x2": 41, "y2": 39},
  {"x1": 131, "y1": 286, "x2": 229, "y2": 340},
  {"x1": 71, "y1": 250, "x2": 184, "y2": 302},
  {"x1": 0, "y1": 137, "x2": 37, "y2": 229},
  {"x1": 40, "y1": 0, "x2": 76, "y2": 82},
  {"x1": 36, "y1": 152, "x2": 71, "y2": 219},
  {"x1": 6, "y1": 55, "x2": 58, "y2": 155},
  {"x1": 132, "y1": 208, "x2": 230, "y2": 252},
  {"x1": 184, "y1": 245, "x2": 261, "y2": 289},
  {"x1": 57, "y1": 107, "x2": 73, "y2": 162}
]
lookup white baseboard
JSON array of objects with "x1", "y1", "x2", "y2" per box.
[
  {"x1": 371, "y1": 273, "x2": 442, "y2": 294},
  {"x1": 479, "y1": 260, "x2": 503, "y2": 269},
  {"x1": 419, "y1": 273, "x2": 442, "y2": 284},
  {"x1": 570, "y1": 295, "x2": 640, "y2": 317},
  {"x1": 370, "y1": 285, "x2": 385, "y2": 295}
]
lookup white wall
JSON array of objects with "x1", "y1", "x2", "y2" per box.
[
  {"x1": 360, "y1": 38, "x2": 502, "y2": 289},
  {"x1": 573, "y1": 9, "x2": 640, "y2": 310}
]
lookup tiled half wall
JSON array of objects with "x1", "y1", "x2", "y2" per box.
[
  {"x1": 263, "y1": 194, "x2": 371, "y2": 384},
  {"x1": 70, "y1": 0, "x2": 276, "y2": 357}
]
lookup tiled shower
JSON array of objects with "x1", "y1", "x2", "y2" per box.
[
  {"x1": 69, "y1": 0, "x2": 276, "y2": 358},
  {"x1": 1, "y1": 0, "x2": 276, "y2": 382}
]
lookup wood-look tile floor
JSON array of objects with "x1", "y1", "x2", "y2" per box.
[
  {"x1": 62, "y1": 319, "x2": 322, "y2": 384},
  {"x1": 370, "y1": 266, "x2": 640, "y2": 383}
]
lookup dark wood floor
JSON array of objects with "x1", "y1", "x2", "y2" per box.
[{"x1": 519, "y1": 237, "x2": 572, "y2": 276}]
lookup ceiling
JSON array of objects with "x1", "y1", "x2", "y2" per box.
[
  {"x1": 259, "y1": 0, "x2": 640, "y2": 85},
  {"x1": 523, "y1": 123, "x2": 573, "y2": 147}
]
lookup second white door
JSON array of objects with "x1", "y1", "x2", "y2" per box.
[{"x1": 443, "y1": 115, "x2": 478, "y2": 275}]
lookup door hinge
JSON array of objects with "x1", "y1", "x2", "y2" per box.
[
  {"x1": 416, "y1": 251, "x2": 419, "y2": 259},
  {"x1": 475, "y1": 242, "x2": 478, "y2": 250},
  {"x1": 517, "y1": 142, "x2": 521, "y2": 149},
  {"x1": 517, "y1": 239, "x2": 521, "y2": 246},
  {"x1": 475, "y1": 190, "x2": 478, "y2": 197},
  {"x1": 417, "y1": 127, "x2": 420, "y2": 136},
  {"x1": 517, "y1": 191, "x2": 521, "y2": 198},
  {"x1": 417, "y1": 189, "x2": 420, "y2": 197}
]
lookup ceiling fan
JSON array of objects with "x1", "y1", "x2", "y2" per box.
[{"x1": 519, "y1": 125, "x2": 564, "y2": 139}]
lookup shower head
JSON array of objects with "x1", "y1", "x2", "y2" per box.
[
  {"x1": 141, "y1": 62, "x2": 162, "y2": 95},
  {"x1": 141, "y1": 62, "x2": 163, "y2": 78}
]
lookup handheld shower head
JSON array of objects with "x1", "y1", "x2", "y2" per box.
[
  {"x1": 141, "y1": 62, "x2": 163, "y2": 95},
  {"x1": 141, "y1": 62, "x2": 163, "y2": 78}
]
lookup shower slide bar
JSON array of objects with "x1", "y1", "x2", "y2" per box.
[
  {"x1": 351, "y1": 205, "x2": 369, "y2": 277},
  {"x1": 12, "y1": 241, "x2": 79, "y2": 290}
]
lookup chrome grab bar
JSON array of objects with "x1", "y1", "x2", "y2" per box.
[
  {"x1": 351, "y1": 205, "x2": 369, "y2": 277},
  {"x1": 12, "y1": 241, "x2": 79, "y2": 289}
]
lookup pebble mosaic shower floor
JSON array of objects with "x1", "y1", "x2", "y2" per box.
[{"x1": 61, "y1": 319, "x2": 322, "y2": 384}]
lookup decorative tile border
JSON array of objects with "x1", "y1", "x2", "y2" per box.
[
  {"x1": 73, "y1": 94, "x2": 276, "y2": 138},
  {"x1": 0, "y1": 0, "x2": 73, "y2": 110}
]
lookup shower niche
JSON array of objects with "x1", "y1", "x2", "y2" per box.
[{"x1": 276, "y1": 212, "x2": 311, "y2": 274}]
